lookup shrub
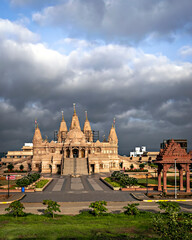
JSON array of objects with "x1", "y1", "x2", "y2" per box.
[
  {"x1": 7, "y1": 164, "x2": 14, "y2": 171},
  {"x1": 153, "y1": 202, "x2": 191, "y2": 239},
  {"x1": 130, "y1": 164, "x2": 134, "y2": 170},
  {"x1": 157, "y1": 201, "x2": 181, "y2": 215},
  {"x1": 123, "y1": 203, "x2": 140, "y2": 215},
  {"x1": 111, "y1": 171, "x2": 124, "y2": 181},
  {"x1": 43, "y1": 200, "x2": 61, "y2": 218},
  {"x1": 5, "y1": 201, "x2": 25, "y2": 218},
  {"x1": 139, "y1": 163, "x2": 145, "y2": 169},
  {"x1": 89, "y1": 201, "x2": 108, "y2": 216},
  {"x1": 120, "y1": 176, "x2": 138, "y2": 187},
  {"x1": 16, "y1": 173, "x2": 40, "y2": 187}
]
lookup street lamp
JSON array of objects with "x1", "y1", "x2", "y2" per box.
[
  {"x1": 175, "y1": 158, "x2": 177, "y2": 199},
  {"x1": 146, "y1": 173, "x2": 149, "y2": 196},
  {"x1": 7, "y1": 174, "x2": 10, "y2": 198}
]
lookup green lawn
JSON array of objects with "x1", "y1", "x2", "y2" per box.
[
  {"x1": 0, "y1": 180, "x2": 17, "y2": 186},
  {"x1": 0, "y1": 212, "x2": 159, "y2": 239}
]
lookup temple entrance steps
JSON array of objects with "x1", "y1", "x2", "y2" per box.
[
  {"x1": 75, "y1": 158, "x2": 88, "y2": 175},
  {"x1": 62, "y1": 158, "x2": 74, "y2": 175},
  {"x1": 62, "y1": 158, "x2": 88, "y2": 175}
]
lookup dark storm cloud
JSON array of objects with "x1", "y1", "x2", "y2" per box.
[
  {"x1": 1, "y1": 21, "x2": 192, "y2": 155},
  {"x1": 33, "y1": 0, "x2": 192, "y2": 42}
]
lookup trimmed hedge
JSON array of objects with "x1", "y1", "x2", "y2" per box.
[{"x1": 16, "y1": 173, "x2": 40, "y2": 187}]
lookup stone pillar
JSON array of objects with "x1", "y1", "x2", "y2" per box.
[
  {"x1": 186, "y1": 165, "x2": 190, "y2": 193},
  {"x1": 163, "y1": 167, "x2": 167, "y2": 193},
  {"x1": 158, "y1": 166, "x2": 162, "y2": 191},
  {"x1": 179, "y1": 168, "x2": 184, "y2": 191},
  {"x1": 64, "y1": 149, "x2": 66, "y2": 158},
  {"x1": 70, "y1": 148, "x2": 73, "y2": 158},
  {"x1": 85, "y1": 148, "x2": 88, "y2": 158}
]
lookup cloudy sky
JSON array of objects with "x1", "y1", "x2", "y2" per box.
[{"x1": 1, "y1": 0, "x2": 192, "y2": 155}]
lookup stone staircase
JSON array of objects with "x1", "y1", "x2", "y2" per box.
[
  {"x1": 62, "y1": 158, "x2": 74, "y2": 175},
  {"x1": 62, "y1": 158, "x2": 88, "y2": 175},
  {"x1": 76, "y1": 158, "x2": 89, "y2": 175}
]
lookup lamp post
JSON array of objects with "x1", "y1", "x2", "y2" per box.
[
  {"x1": 146, "y1": 173, "x2": 149, "y2": 196},
  {"x1": 7, "y1": 174, "x2": 10, "y2": 198},
  {"x1": 175, "y1": 158, "x2": 177, "y2": 199}
]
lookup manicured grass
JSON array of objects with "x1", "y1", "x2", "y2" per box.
[
  {"x1": 35, "y1": 179, "x2": 49, "y2": 188},
  {"x1": 138, "y1": 176, "x2": 192, "y2": 187},
  {"x1": 104, "y1": 177, "x2": 123, "y2": 187},
  {"x1": 0, "y1": 180, "x2": 17, "y2": 188},
  {"x1": 0, "y1": 212, "x2": 159, "y2": 239}
]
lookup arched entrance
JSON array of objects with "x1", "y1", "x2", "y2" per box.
[
  {"x1": 73, "y1": 149, "x2": 79, "y2": 158},
  {"x1": 66, "y1": 148, "x2": 70, "y2": 158}
]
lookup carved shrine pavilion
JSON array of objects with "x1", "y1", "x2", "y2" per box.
[{"x1": 155, "y1": 139, "x2": 192, "y2": 193}]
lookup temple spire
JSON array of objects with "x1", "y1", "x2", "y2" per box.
[
  {"x1": 108, "y1": 120, "x2": 118, "y2": 144},
  {"x1": 33, "y1": 122, "x2": 42, "y2": 144},
  {"x1": 83, "y1": 111, "x2": 92, "y2": 141},
  {"x1": 70, "y1": 104, "x2": 81, "y2": 130}
]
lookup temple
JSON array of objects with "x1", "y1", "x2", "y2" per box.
[{"x1": 32, "y1": 104, "x2": 120, "y2": 175}]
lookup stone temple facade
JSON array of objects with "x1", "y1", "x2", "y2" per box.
[{"x1": 32, "y1": 106, "x2": 120, "y2": 175}]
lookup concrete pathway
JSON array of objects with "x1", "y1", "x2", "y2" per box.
[{"x1": 1, "y1": 201, "x2": 192, "y2": 215}]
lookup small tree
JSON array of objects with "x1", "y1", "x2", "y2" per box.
[
  {"x1": 89, "y1": 201, "x2": 108, "y2": 216},
  {"x1": 120, "y1": 176, "x2": 138, "y2": 187},
  {"x1": 43, "y1": 200, "x2": 61, "y2": 218},
  {"x1": 139, "y1": 163, "x2": 145, "y2": 170},
  {"x1": 123, "y1": 203, "x2": 140, "y2": 215},
  {"x1": 20, "y1": 164, "x2": 24, "y2": 171},
  {"x1": 130, "y1": 164, "x2": 134, "y2": 170},
  {"x1": 7, "y1": 163, "x2": 14, "y2": 172},
  {"x1": 5, "y1": 201, "x2": 25, "y2": 218}
]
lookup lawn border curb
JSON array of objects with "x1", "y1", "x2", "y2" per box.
[
  {"x1": 143, "y1": 199, "x2": 192, "y2": 202},
  {"x1": 0, "y1": 193, "x2": 26, "y2": 204}
]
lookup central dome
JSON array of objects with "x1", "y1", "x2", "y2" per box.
[{"x1": 65, "y1": 128, "x2": 86, "y2": 144}]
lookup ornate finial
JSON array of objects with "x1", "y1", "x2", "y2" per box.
[
  {"x1": 35, "y1": 118, "x2": 37, "y2": 128},
  {"x1": 73, "y1": 103, "x2": 76, "y2": 115},
  {"x1": 45, "y1": 135, "x2": 48, "y2": 141},
  {"x1": 61, "y1": 110, "x2": 64, "y2": 121},
  {"x1": 103, "y1": 135, "x2": 106, "y2": 142},
  {"x1": 85, "y1": 111, "x2": 88, "y2": 120},
  {"x1": 113, "y1": 117, "x2": 116, "y2": 128}
]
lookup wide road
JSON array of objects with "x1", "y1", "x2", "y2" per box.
[{"x1": 21, "y1": 174, "x2": 136, "y2": 202}]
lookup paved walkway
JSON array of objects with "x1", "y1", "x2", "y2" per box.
[{"x1": 1, "y1": 201, "x2": 192, "y2": 215}]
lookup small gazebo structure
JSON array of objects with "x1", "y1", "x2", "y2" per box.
[{"x1": 154, "y1": 139, "x2": 192, "y2": 193}]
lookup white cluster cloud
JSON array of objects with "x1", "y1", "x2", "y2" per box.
[{"x1": 0, "y1": 19, "x2": 39, "y2": 42}]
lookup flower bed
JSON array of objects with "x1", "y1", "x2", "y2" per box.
[
  {"x1": 100, "y1": 177, "x2": 121, "y2": 190},
  {"x1": 35, "y1": 178, "x2": 52, "y2": 192},
  {"x1": 125, "y1": 169, "x2": 148, "y2": 172}
]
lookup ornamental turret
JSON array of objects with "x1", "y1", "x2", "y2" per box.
[
  {"x1": 70, "y1": 103, "x2": 81, "y2": 130},
  {"x1": 33, "y1": 123, "x2": 43, "y2": 145},
  {"x1": 58, "y1": 111, "x2": 68, "y2": 143},
  {"x1": 83, "y1": 111, "x2": 93, "y2": 142},
  {"x1": 108, "y1": 123, "x2": 118, "y2": 144}
]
